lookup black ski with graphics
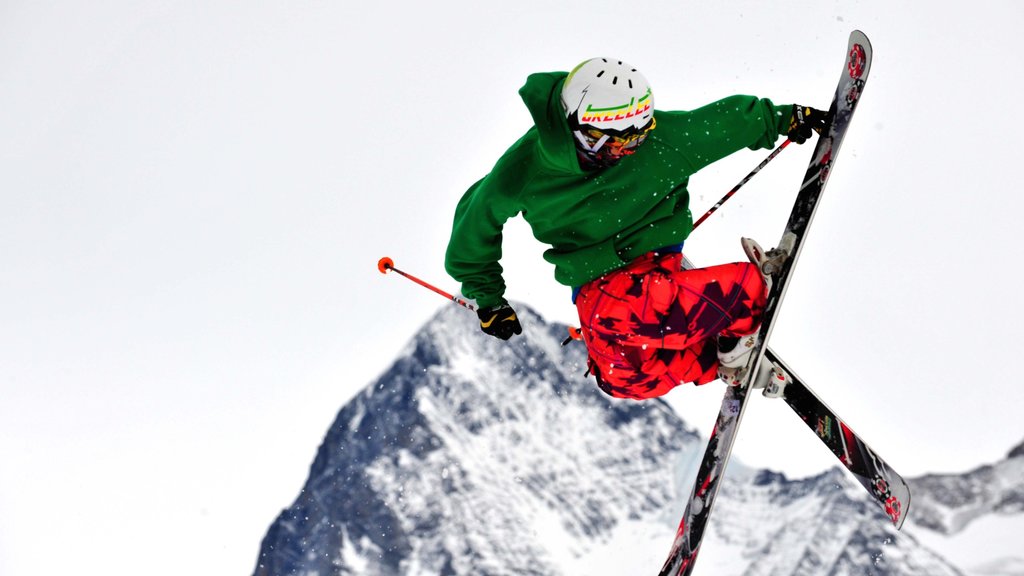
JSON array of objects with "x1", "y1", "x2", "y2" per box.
[
  {"x1": 659, "y1": 31, "x2": 873, "y2": 576},
  {"x1": 763, "y1": 347, "x2": 910, "y2": 528}
]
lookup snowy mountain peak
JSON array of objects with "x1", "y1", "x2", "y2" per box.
[
  {"x1": 908, "y1": 438, "x2": 1024, "y2": 535},
  {"x1": 901, "y1": 440, "x2": 1024, "y2": 573},
  {"x1": 253, "y1": 303, "x2": 704, "y2": 575},
  {"x1": 1009, "y1": 438, "x2": 1024, "y2": 460},
  {"x1": 253, "y1": 304, "x2": 1022, "y2": 576}
]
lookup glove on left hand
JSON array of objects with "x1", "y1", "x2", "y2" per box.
[{"x1": 787, "y1": 105, "x2": 827, "y2": 144}]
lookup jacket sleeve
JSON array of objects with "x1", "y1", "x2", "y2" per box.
[
  {"x1": 672, "y1": 95, "x2": 792, "y2": 174},
  {"x1": 444, "y1": 174, "x2": 521, "y2": 309}
]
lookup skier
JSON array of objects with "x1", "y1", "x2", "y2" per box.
[{"x1": 445, "y1": 58, "x2": 824, "y2": 400}]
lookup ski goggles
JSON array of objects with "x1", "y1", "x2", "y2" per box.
[{"x1": 573, "y1": 117, "x2": 656, "y2": 156}]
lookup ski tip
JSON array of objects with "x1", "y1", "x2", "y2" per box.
[
  {"x1": 377, "y1": 256, "x2": 394, "y2": 274},
  {"x1": 850, "y1": 30, "x2": 873, "y2": 58}
]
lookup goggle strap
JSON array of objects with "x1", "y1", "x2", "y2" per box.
[{"x1": 574, "y1": 130, "x2": 611, "y2": 153}]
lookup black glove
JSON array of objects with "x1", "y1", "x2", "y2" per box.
[
  {"x1": 787, "y1": 105, "x2": 827, "y2": 144},
  {"x1": 477, "y1": 302, "x2": 522, "y2": 341}
]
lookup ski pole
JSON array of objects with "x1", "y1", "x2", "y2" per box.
[
  {"x1": 377, "y1": 256, "x2": 476, "y2": 311},
  {"x1": 378, "y1": 256, "x2": 582, "y2": 344},
  {"x1": 691, "y1": 138, "x2": 792, "y2": 230},
  {"x1": 379, "y1": 140, "x2": 791, "y2": 344}
]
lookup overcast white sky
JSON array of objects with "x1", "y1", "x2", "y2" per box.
[{"x1": 2, "y1": 1, "x2": 1023, "y2": 575}]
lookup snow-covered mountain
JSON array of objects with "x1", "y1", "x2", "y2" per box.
[
  {"x1": 253, "y1": 304, "x2": 1023, "y2": 575},
  {"x1": 902, "y1": 440, "x2": 1024, "y2": 576}
]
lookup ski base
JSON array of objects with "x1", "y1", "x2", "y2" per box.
[{"x1": 765, "y1": 348, "x2": 911, "y2": 528}]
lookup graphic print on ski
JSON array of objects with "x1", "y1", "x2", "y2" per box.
[
  {"x1": 659, "y1": 31, "x2": 873, "y2": 576},
  {"x1": 764, "y1": 348, "x2": 911, "y2": 528}
]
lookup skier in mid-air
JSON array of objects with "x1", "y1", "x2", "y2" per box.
[{"x1": 445, "y1": 58, "x2": 824, "y2": 400}]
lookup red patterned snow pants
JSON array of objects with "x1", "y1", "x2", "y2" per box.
[{"x1": 575, "y1": 252, "x2": 767, "y2": 400}]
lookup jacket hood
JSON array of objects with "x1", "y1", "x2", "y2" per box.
[{"x1": 518, "y1": 71, "x2": 583, "y2": 175}]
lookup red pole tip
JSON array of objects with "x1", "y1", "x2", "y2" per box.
[{"x1": 377, "y1": 256, "x2": 394, "y2": 274}]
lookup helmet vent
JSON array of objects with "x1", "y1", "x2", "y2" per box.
[{"x1": 562, "y1": 57, "x2": 652, "y2": 134}]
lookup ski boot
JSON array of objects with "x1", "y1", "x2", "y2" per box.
[
  {"x1": 716, "y1": 236, "x2": 797, "y2": 387},
  {"x1": 741, "y1": 232, "x2": 796, "y2": 280},
  {"x1": 716, "y1": 328, "x2": 763, "y2": 387},
  {"x1": 717, "y1": 330, "x2": 759, "y2": 386}
]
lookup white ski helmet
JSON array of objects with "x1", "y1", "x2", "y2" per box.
[{"x1": 561, "y1": 58, "x2": 654, "y2": 135}]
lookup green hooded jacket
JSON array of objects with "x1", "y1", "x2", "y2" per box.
[{"x1": 445, "y1": 71, "x2": 792, "y2": 309}]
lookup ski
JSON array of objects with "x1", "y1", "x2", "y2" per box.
[
  {"x1": 659, "y1": 30, "x2": 873, "y2": 576},
  {"x1": 763, "y1": 348, "x2": 911, "y2": 527}
]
